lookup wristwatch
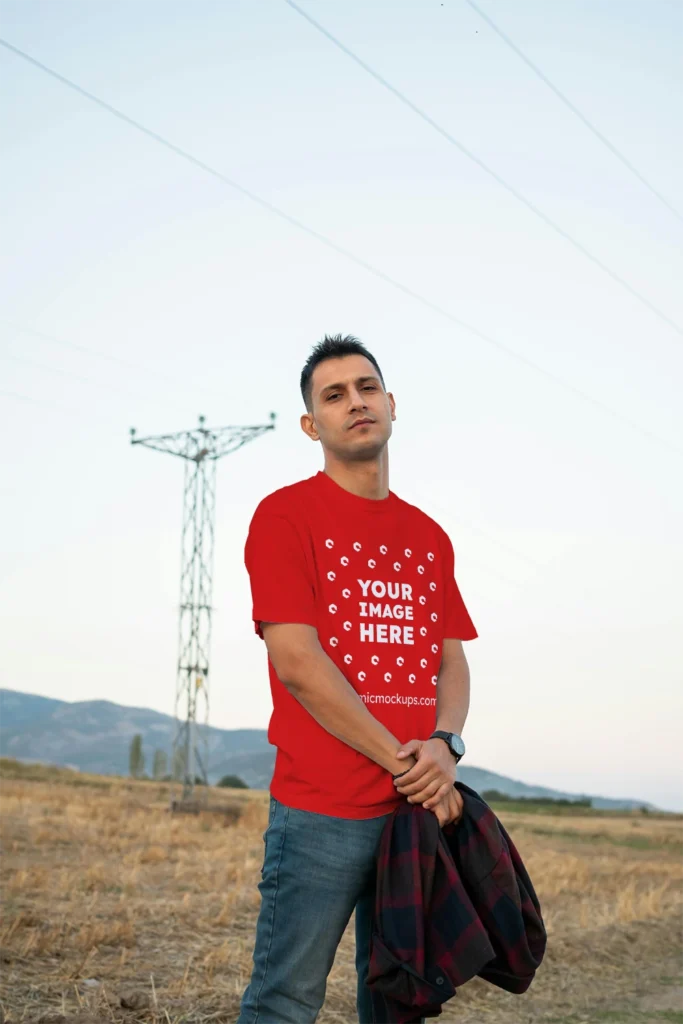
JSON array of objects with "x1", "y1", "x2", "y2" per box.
[{"x1": 430, "y1": 730, "x2": 466, "y2": 764}]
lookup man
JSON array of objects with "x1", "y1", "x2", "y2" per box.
[{"x1": 237, "y1": 334, "x2": 477, "y2": 1024}]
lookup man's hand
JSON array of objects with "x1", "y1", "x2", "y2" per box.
[
  {"x1": 393, "y1": 737, "x2": 457, "y2": 810},
  {"x1": 430, "y1": 786, "x2": 464, "y2": 828}
]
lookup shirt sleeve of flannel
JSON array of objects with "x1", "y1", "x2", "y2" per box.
[
  {"x1": 244, "y1": 511, "x2": 317, "y2": 640},
  {"x1": 440, "y1": 529, "x2": 478, "y2": 641}
]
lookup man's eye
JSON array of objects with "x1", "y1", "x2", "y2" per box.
[{"x1": 328, "y1": 394, "x2": 339, "y2": 401}]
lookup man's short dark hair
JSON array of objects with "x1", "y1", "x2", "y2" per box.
[{"x1": 300, "y1": 334, "x2": 385, "y2": 412}]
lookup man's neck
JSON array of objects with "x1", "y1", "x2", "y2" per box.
[{"x1": 323, "y1": 455, "x2": 389, "y2": 501}]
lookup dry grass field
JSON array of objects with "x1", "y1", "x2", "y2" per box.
[{"x1": 1, "y1": 759, "x2": 681, "y2": 1024}]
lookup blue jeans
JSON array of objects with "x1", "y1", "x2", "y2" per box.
[{"x1": 237, "y1": 795, "x2": 392, "y2": 1023}]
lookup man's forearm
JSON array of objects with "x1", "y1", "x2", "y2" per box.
[
  {"x1": 435, "y1": 647, "x2": 471, "y2": 735},
  {"x1": 283, "y1": 650, "x2": 415, "y2": 776}
]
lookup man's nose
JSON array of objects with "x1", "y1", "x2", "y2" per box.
[{"x1": 348, "y1": 389, "x2": 368, "y2": 409}]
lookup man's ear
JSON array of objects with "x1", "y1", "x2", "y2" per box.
[{"x1": 300, "y1": 412, "x2": 320, "y2": 441}]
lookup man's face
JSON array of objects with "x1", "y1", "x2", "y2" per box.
[{"x1": 301, "y1": 354, "x2": 396, "y2": 461}]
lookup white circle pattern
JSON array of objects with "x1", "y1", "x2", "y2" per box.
[{"x1": 323, "y1": 535, "x2": 443, "y2": 692}]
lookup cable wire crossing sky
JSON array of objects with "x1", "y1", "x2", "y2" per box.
[{"x1": 0, "y1": 39, "x2": 680, "y2": 457}]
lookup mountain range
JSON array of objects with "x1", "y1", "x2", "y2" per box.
[{"x1": 0, "y1": 688, "x2": 655, "y2": 809}]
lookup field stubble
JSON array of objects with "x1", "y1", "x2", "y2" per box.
[{"x1": 0, "y1": 762, "x2": 681, "y2": 1024}]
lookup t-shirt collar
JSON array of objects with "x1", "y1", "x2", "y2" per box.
[{"x1": 314, "y1": 470, "x2": 397, "y2": 514}]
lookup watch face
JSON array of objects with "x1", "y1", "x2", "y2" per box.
[{"x1": 450, "y1": 734, "x2": 466, "y2": 757}]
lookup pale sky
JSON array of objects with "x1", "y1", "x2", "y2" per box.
[{"x1": 1, "y1": 0, "x2": 682, "y2": 810}]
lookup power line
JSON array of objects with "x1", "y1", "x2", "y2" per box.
[
  {"x1": 449, "y1": 556, "x2": 524, "y2": 590},
  {"x1": 418, "y1": 496, "x2": 544, "y2": 570},
  {"x1": 1, "y1": 37, "x2": 681, "y2": 459},
  {"x1": 464, "y1": 0, "x2": 683, "y2": 224},
  {"x1": 283, "y1": 0, "x2": 683, "y2": 337},
  {"x1": 448, "y1": 515, "x2": 542, "y2": 569},
  {"x1": 3, "y1": 351, "x2": 96, "y2": 386},
  {"x1": 400, "y1": 486, "x2": 544, "y2": 573},
  {"x1": 1, "y1": 320, "x2": 234, "y2": 402},
  {"x1": 0, "y1": 388, "x2": 77, "y2": 414},
  {"x1": 1, "y1": 350, "x2": 188, "y2": 412}
]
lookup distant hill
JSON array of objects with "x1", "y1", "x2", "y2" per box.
[
  {"x1": 0, "y1": 688, "x2": 655, "y2": 810},
  {"x1": 0, "y1": 688, "x2": 269, "y2": 780}
]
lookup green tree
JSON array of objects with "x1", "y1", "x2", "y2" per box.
[
  {"x1": 129, "y1": 734, "x2": 145, "y2": 778},
  {"x1": 482, "y1": 789, "x2": 510, "y2": 802},
  {"x1": 152, "y1": 749, "x2": 168, "y2": 781},
  {"x1": 217, "y1": 774, "x2": 249, "y2": 789}
]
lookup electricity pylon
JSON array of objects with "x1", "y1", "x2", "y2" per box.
[{"x1": 130, "y1": 413, "x2": 276, "y2": 806}]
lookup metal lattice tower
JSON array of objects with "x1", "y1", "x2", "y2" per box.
[{"x1": 130, "y1": 413, "x2": 276, "y2": 806}]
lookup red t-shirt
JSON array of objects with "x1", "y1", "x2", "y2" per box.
[{"x1": 244, "y1": 470, "x2": 477, "y2": 819}]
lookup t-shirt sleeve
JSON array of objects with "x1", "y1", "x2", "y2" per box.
[
  {"x1": 440, "y1": 529, "x2": 478, "y2": 641},
  {"x1": 244, "y1": 511, "x2": 317, "y2": 640}
]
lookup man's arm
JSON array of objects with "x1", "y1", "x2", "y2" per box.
[
  {"x1": 393, "y1": 639, "x2": 471, "y2": 807},
  {"x1": 435, "y1": 638, "x2": 471, "y2": 735},
  {"x1": 262, "y1": 622, "x2": 416, "y2": 778}
]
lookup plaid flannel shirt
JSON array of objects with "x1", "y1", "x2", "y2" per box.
[{"x1": 366, "y1": 781, "x2": 547, "y2": 1023}]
